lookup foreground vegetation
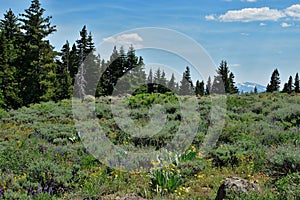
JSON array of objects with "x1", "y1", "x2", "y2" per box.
[{"x1": 0, "y1": 92, "x2": 300, "y2": 199}]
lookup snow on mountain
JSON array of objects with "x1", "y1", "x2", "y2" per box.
[{"x1": 236, "y1": 82, "x2": 266, "y2": 93}]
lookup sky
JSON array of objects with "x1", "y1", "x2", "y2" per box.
[{"x1": 1, "y1": 0, "x2": 300, "y2": 87}]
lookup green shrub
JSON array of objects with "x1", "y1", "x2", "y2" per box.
[
  {"x1": 275, "y1": 173, "x2": 300, "y2": 200},
  {"x1": 267, "y1": 143, "x2": 300, "y2": 177},
  {"x1": 210, "y1": 144, "x2": 239, "y2": 167},
  {"x1": 27, "y1": 160, "x2": 73, "y2": 195}
]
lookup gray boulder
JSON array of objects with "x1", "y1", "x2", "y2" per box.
[{"x1": 215, "y1": 176, "x2": 262, "y2": 200}]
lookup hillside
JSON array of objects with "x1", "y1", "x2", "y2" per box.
[{"x1": 0, "y1": 93, "x2": 300, "y2": 199}]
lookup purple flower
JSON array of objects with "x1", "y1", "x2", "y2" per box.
[
  {"x1": 49, "y1": 186, "x2": 53, "y2": 194},
  {"x1": 43, "y1": 185, "x2": 49, "y2": 192}
]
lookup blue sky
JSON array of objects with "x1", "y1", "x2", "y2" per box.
[{"x1": 1, "y1": 0, "x2": 300, "y2": 86}]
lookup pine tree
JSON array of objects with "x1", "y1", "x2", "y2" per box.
[
  {"x1": 69, "y1": 43, "x2": 79, "y2": 83},
  {"x1": 206, "y1": 76, "x2": 212, "y2": 95},
  {"x1": 83, "y1": 33, "x2": 100, "y2": 95},
  {"x1": 168, "y1": 73, "x2": 176, "y2": 93},
  {"x1": 217, "y1": 60, "x2": 229, "y2": 93},
  {"x1": 254, "y1": 86, "x2": 258, "y2": 94},
  {"x1": 0, "y1": 9, "x2": 22, "y2": 108},
  {"x1": 195, "y1": 80, "x2": 205, "y2": 96},
  {"x1": 98, "y1": 46, "x2": 145, "y2": 95},
  {"x1": 212, "y1": 60, "x2": 238, "y2": 94},
  {"x1": 147, "y1": 68, "x2": 154, "y2": 93},
  {"x1": 19, "y1": 0, "x2": 57, "y2": 104},
  {"x1": 282, "y1": 76, "x2": 293, "y2": 94},
  {"x1": 282, "y1": 83, "x2": 289, "y2": 93},
  {"x1": 160, "y1": 71, "x2": 167, "y2": 86},
  {"x1": 179, "y1": 66, "x2": 194, "y2": 95},
  {"x1": 154, "y1": 68, "x2": 161, "y2": 84},
  {"x1": 294, "y1": 73, "x2": 299, "y2": 93},
  {"x1": 73, "y1": 26, "x2": 100, "y2": 96},
  {"x1": 99, "y1": 46, "x2": 119, "y2": 95},
  {"x1": 228, "y1": 72, "x2": 239, "y2": 94},
  {"x1": 158, "y1": 70, "x2": 168, "y2": 93},
  {"x1": 130, "y1": 56, "x2": 146, "y2": 93},
  {"x1": 76, "y1": 25, "x2": 88, "y2": 62},
  {"x1": 56, "y1": 41, "x2": 72, "y2": 100},
  {"x1": 148, "y1": 68, "x2": 153, "y2": 83},
  {"x1": 211, "y1": 75, "x2": 225, "y2": 94},
  {"x1": 266, "y1": 69, "x2": 280, "y2": 92}
]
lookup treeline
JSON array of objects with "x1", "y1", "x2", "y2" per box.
[
  {"x1": 1, "y1": 0, "x2": 300, "y2": 110},
  {"x1": 0, "y1": 0, "x2": 240, "y2": 110},
  {"x1": 266, "y1": 69, "x2": 300, "y2": 94}
]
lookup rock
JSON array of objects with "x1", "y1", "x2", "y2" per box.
[
  {"x1": 83, "y1": 95, "x2": 96, "y2": 102},
  {"x1": 215, "y1": 176, "x2": 262, "y2": 200},
  {"x1": 99, "y1": 193, "x2": 149, "y2": 200}
]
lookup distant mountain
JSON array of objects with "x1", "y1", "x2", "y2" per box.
[{"x1": 236, "y1": 82, "x2": 266, "y2": 93}]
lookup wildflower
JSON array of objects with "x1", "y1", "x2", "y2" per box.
[{"x1": 185, "y1": 187, "x2": 190, "y2": 193}]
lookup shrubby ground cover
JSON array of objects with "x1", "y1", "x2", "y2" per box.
[{"x1": 0, "y1": 93, "x2": 299, "y2": 199}]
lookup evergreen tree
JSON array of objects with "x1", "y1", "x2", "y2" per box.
[
  {"x1": 282, "y1": 76, "x2": 293, "y2": 94},
  {"x1": 98, "y1": 46, "x2": 144, "y2": 95},
  {"x1": 154, "y1": 68, "x2": 161, "y2": 85},
  {"x1": 282, "y1": 83, "x2": 289, "y2": 93},
  {"x1": 73, "y1": 26, "x2": 100, "y2": 96},
  {"x1": 99, "y1": 46, "x2": 119, "y2": 95},
  {"x1": 147, "y1": 68, "x2": 154, "y2": 93},
  {"x1": 254, "y1": 86, "x2": 258, "y2": 94},
  {"x1": 212, "y1": 60, "x2": 238, "y2": 94},
  {"x1": 195, "y1": 80, "x2": 205, "y2": 96},
  {"x1": 76, "y1": 25, "x2": 88, "y2": 62},
  {"x1": 83, "y1": 34, "x2": 100, "y2": 95},
  {"x1": 0, "y1": 9, "x2": 22, "y2": 108},
  {"x1": 130, "y1": 55, "x2": 146, "y2": 93},
  {"x1": 228, "y1": 72, "x2": 239, "y2": 94},
  {"x1": 179, "y1": 66, "x2": 194, "y2": 95},
  {"x1": 157, "y1": 70, "x2": 168, "y2": 93},
  {"x1": 266, "y1": 69, "x2": 280, "y2": 92},
  {"x1": 160, "y1": 71, "x2": 167, "y2": 86},
  {"x1": 148, "y1": 68, "x2": 153, "y2": 83},
  {"x1": 69, "y1": 43, "x2": 79, "y2": 83},
  {"x1": 19, "y1": 0, "x2": 57, "y2": 104},
  {"x1": 168, "y1": 73, "x2": 176, "y2": 93},
  {"x1": 206, "y1": 76, "x2": 212, "y2": 95},
  {"x1": 294, "y1": 73, "x2": 299, "y2": 93},
  {"x1": 56, "y1": 41, "x2": 72, "y2": 100},
  {"x1": 211, "y1": 75, "x2": 225, "y2": 94},
  {"x1": 217, "y1": 60, "x2": 230, "y2": 93}
]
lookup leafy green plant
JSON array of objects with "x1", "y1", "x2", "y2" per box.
[
  {"x1": 149, "y1": 166, "x2": 182, "y2": 195},
  {"x1": 267, "y1": 143, "x2": 300, "y2": 177},
  {"x1": 274, "y1": 173, "x2": 300, "y2": 200}
]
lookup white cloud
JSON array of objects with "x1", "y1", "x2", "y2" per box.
[
  {"x1": 241, "y1": 32, "x2": 250, "y2": 36},
  {"x1": 219, "y1": 7, "x2": 285, "y2": 22},
  {"x1": 230, "y1": 63, "x2": 241, "y2": 67},
  {"x1": 103, "y1": 33, "x2": 143, "y2": 48},
  {"x1": 285, "y1": 4, "x2": 300, "y2": 19},
  {"x1": 241, "y1": 0, "x2": 257, "y2": 2},
  {"x1": 205, "y1": 14, "x2": 216, "y2": 21},
  {"x1": 281, "y1": 22, "x2": 293, "y2": 28},
  {"x1": 259, "y1": 22, "x2": 266, "y2": 26}
]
